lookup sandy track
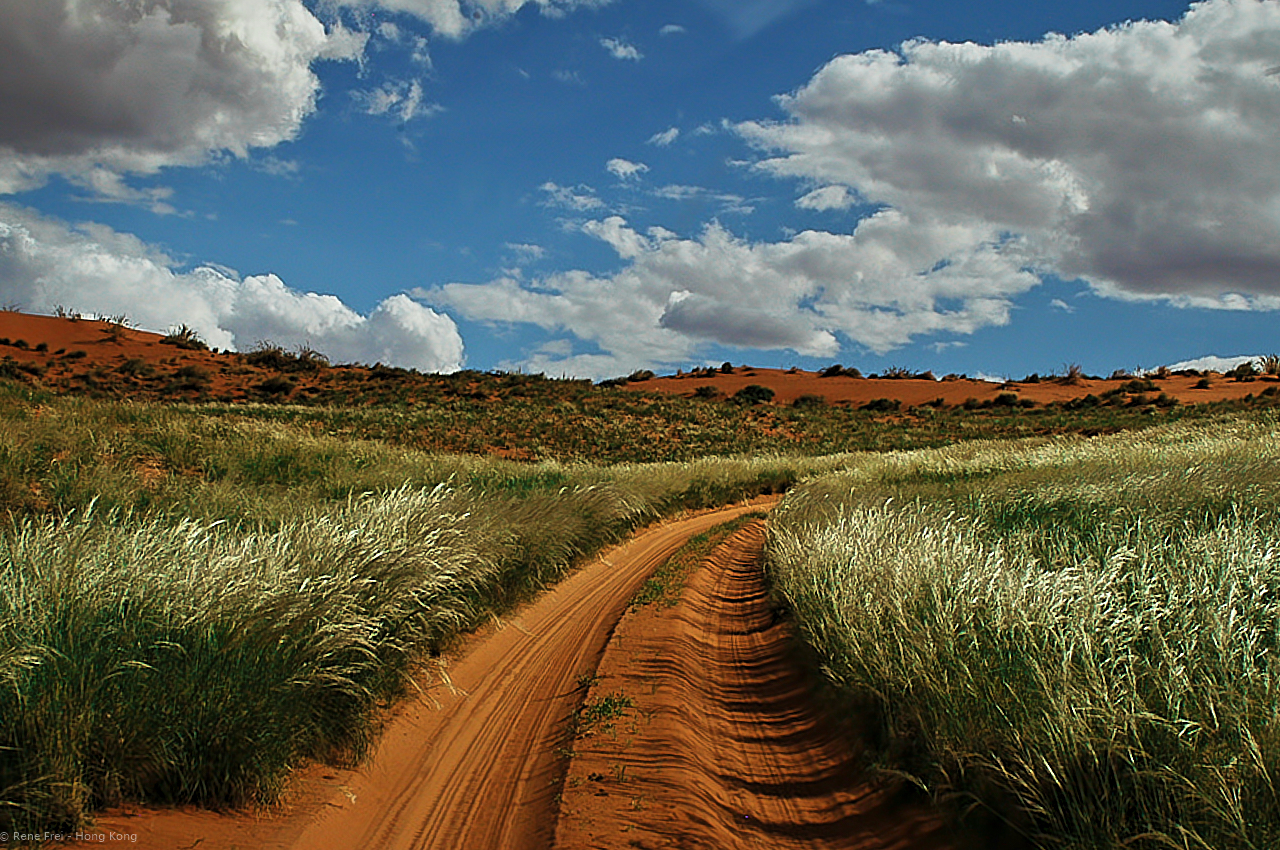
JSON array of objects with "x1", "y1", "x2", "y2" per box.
[
  {"x1": 554, "y1": 521, "x2": 959, "y2": 850},
  {"x1": 81, "y1": 500, "x2": 773, "y2": 850}
]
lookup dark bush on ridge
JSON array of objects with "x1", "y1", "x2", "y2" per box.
[{"x1": 733, "y1": 384, "x2": 774, "y2": 405}]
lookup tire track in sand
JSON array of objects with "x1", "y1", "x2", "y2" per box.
[
  {"x1": 82, "y1": 500, "x2": 774, "y2": 850},
  {"x1": 553, "y1": 520, "x2": 964, "y2": 850}
]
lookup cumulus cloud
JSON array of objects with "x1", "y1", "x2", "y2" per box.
[
  {"x1": 422, "y1": 212, "x2": 1039, "y2": 377},
  {"x1": 539, "y1": 181, "x2": 605, "y2": 210},
  {"x1": 419, "y1": 1, "x2": 1280, "y2": 376},
  {"x1": 0, "y1": 203, "x2": 463, "y2": 372},
  {"x1": 600, "y1": 37, "x2": 643, "y2": 61},
  {"x1": 0, "y1": 0, "x2": 365, "y2": 196},
  {"x1": 659, "y1": 24, "x2": 687, "y2": 36},
  {"x1": 606, "y1": 158, "x2": 649, "y2": 179},
  {"x1": 738, "y1": 0, "x2": 1280, "y2": 309}
]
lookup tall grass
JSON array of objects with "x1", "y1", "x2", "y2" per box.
[
  {"x1": 0, "y1": 435, "x2": 827, "y2": 833},
  {"x1": 766, "y1": 416, "x2": 1280, "y2": 849}
]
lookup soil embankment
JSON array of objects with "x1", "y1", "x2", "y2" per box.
[{"x1": 554, "y1": 521, "x2": 958, "y2": 850}]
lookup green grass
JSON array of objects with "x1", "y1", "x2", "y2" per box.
[
  {"x1": 573, "y1": 693, "x2": 636, "y2": 738},
  {"x1": 630, "y1": 514, "x2": 763, "y2": 609},
  {"x1": 766, "y1": 414, "x2": 1280, "y2": 849},
  {"x1": 2, "y1": 378, "x2": 1277, "y2": 841},
  {"x1": 0, "y1": 395, "x2": 842, "y2": 834}
]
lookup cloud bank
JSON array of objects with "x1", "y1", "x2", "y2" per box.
[
  {"x1": 432, "y1": 0, "x2": 1280, "y2": 377},
  {"x1": 0, "y1": 0, "x2": 367, "y2": 195},
  {"x1": 740, "y1": 0, "x2": 1280, "y2": 308},
  {"x1": 0, "y1": 204, "x2": 463, "y2": 372},
  {"x1": 424, "y1": 212, "x2": 1037, "y2": 377}
]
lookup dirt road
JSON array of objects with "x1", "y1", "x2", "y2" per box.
[
  {"x1": 553, "y1": 521, "x2": 957, "y2": 850},
  {"x1": 84, "y1": 500, "x2": 775, "y2": 850}
]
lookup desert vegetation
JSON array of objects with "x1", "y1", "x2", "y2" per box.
[
  {"x1": 0, "y1": 383, "x2": 842, "y2": 834},
  {"x1": 766, "y1": 416, "x2": 1280, "y2": 849},
  {"x1": 4, "y1": 320, "x2": 1280, "y2": 846}
]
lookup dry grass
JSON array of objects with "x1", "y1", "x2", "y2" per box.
[{"x1": 767, "y1": 415, "x2": 1280, "y2": 849}]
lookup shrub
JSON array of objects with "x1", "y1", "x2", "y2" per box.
[
  {"x1": 861, "y1": 398, "x2": 900, "y2": 413},
  {"x1": 1228, "y1": 361, "x2": 1259, "y2": 381},
  {"x1": 258, "y1": 376, "x2": 296, "y2": 396},
  {"x1": 245, "y1": 343, "x2": 328, "y2": 373},
  {"x1": 733, "y1": 384, "x2": 774, "y2": 405},
  {"x1": 162, "y1": 325, "x2": 208, "y2": 351},
  {"x1": 626, "y1": 369, "x2": 655, "y2": 383},
  {"x1": 1121, "y1": 378, "x2": 1156, "y2": 393}
]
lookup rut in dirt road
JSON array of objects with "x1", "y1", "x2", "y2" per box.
[{"x1": 554, "y1": 521, "x2": 960, "y2": 850}]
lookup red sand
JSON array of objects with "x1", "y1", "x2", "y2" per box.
[
  {"x1": 621, "y1": 365, "x2": 1275, "y2": 408},
  {"x1": 0, "y1": 310, "x2": 1270, "y2": 408}
]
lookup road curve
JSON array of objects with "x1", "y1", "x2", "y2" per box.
[
  {"x1": 83, "y1": 499, "x2": 775, "y2": 850},
  {"x1": 553, "y1": 521, "x2": 960, "y2": 850}
]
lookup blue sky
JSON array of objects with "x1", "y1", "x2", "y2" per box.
[{"x1": 2, "y1": 0, "x2": 1278, "y2": 378}]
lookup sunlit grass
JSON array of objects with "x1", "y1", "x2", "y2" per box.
[
  {"x1": 766, "y1": 415, "x2": 1280, "y2": 848},
  {"x1": 0, "y1": 399, "x2": 833, "y2": 833}
]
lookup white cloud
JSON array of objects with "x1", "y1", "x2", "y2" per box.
[
  {"x1": 653, "y1": 184, "x2": 753, "y2": 214},
  {"x1": 0, "y1": 203, "x2": 463, "y2": 372},
  {"x1": 422, "y1": 211, "x2": 1039, "y2": 377},
  {"x1": 648, "y1": 127, "x2": 680, "y2": 146},
  {"x1": 505, "y1": 242, "x2": 547, "y2": 261},
  {"x1": 552, "y1": 69, "x2": 586, "y2": 86},
  {"x1": 738, "y1": 0, "x2": 1280, "y2": 309},
  {"x1": 254, "y1": 156, "x2": 304, "y2": 179},
  {"x1": 374, "y1": 19, "x2": 433, "y2": 66},
  {"x1": 694, "y1": 0, "x2": 822, "y2": 40},
  {"x1": 600, "y1": 37, "x2": 643, "y2": 61},
  {"x1": 0, "y1": 0, "x2": 365, "y2": 198},
  {"x1": 796, "y1": 185, "x2": 856, "y2": 211},
  {"x1": 1049, "y1": 298, "x2": 1074, "y2": 313},
  {"x1": 606, "y1": 158, "x2": 649, "y2": 179},
  {"x1": 539, "y1": 181, "x2": 605, "y2": 211},
  {"x1": 1163, "y1": 354, "x2": 1264, "y2": 373},
  {"x1": 659, "y1": 24, "x2": 687, "y2": 36},
  {"x1": 353, "y1": 79, "x2": 443, "y2": 123},
  {"x1": 68, "y1": 169, "x2": 179, "y2": 216},
  {"x1": 334, "y1": 0, "x2": 613, "y2": 40}
]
